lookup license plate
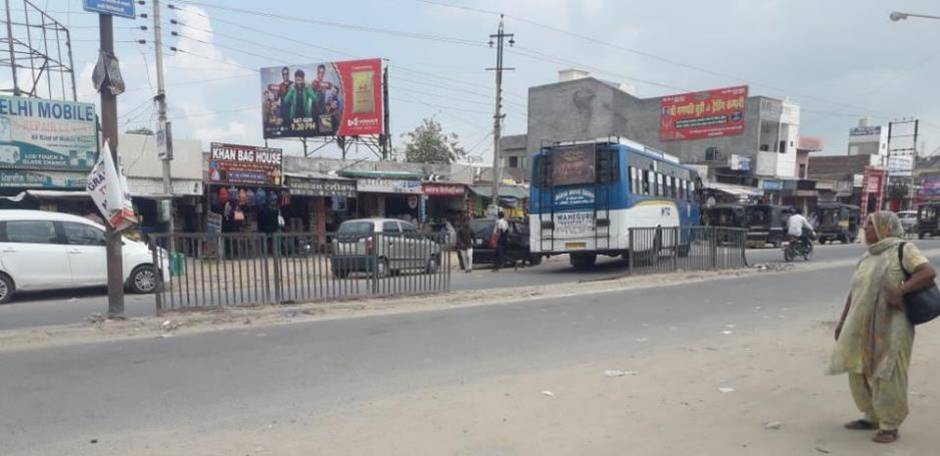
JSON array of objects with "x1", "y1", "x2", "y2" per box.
[
  {"x1": 565, "y1": 242, "x2": 586, "y2": 250},
  {"x1": 475, "y1": 239, "x2": 484, "y2": 246}
]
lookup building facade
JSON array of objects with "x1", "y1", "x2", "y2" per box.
[{"x1": 500, "y1": 71, "x2": 801, "y2": 184}]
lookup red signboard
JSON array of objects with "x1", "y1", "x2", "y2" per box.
[
  {"x1": 208, "y1": 142, "x2": 283, "y2": 186},
  {"x1": 660, "y1": 85, "x2": 748, "y2": 141},
  {"x1": 422, "y1": 183, "x2": 465, "y2": 196},
  {"x1": 261, "y1": 58, "x2": 384, "y2": 138},
  {"x1": 859, "y1": 166, "x2": 886, "y2": 223}
]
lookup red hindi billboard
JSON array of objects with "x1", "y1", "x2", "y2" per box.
[
  {"x1": 261, "y1": 58, "x2": 383, "y2": 139},
  {"x1": 659, "y1": 85, "x2": 748, "y2": 141}
]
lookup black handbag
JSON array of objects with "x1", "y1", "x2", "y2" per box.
[{"x1": 898, "y1": 242, "x2": 940, "y2": 325}]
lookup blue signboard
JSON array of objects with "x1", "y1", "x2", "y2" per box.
[{"x1": 83, "y1": 0, "x2": 136, "y2": 19}]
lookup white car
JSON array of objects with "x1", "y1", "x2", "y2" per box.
[
  {"x1": 898, "y1": 210, "x2": 918, "y2": 233},
  {"x1": 0, "y1": 210, "x2": 168, "y2": 303}
]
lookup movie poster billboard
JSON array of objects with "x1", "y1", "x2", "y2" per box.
[
  {"x1": 208, "y1": 142, "x2": 283, "y2": 186},
  {"x1": 0, "y1": 95, "x2": 98, "y2": 171},
  {"x1": 261, "y1": 58, "x2": 383, "y2": 139},
  {"x1": 660, "y1": 86, "x2": 748, "y2": 141}
]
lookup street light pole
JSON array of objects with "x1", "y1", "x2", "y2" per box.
[{"x1": 890, "y1": 11, "x2": 940, "y2": 22}]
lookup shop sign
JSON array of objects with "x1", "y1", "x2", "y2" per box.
[
  {"x1": 920, "y1": 175, "x2": 940, "y2": 199},
  {"x1": 357, "y1": 178, "x2": 422, "y2": 194},
  {"x1": 208, "y1": 142, "x2": 283, "y2": 186},
  {"x1": 761, "y1": 179, "x2": 783, "y2": 191},
  {"x1": 286, "y1": 176, "x2": 356, "y2": 198},
  {"x1": 850, "y1": 126, "x2": 881, "y2": 137},
  {"x1": 0, "y1": 170, "x2": 86, "y2": 188},
  {"x1": 0, "y1": 95, "x2": 98, "y2": 173},
  {"x1": 422, "y1": 183, "x2": 465, "y2": 196}
]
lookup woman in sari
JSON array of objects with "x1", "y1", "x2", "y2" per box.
[{"x1": 829, "y1": 211, "x2": 936, "y2": 443}]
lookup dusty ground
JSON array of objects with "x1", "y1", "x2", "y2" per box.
[{"x1": 111, "y1": 308, "x2": 940, "y2": 456}]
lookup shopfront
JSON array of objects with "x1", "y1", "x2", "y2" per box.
[
  {"x1": 422, "y1": 182, "x2": 466, "y2": 223},
  {"x1": 206, "y1": 142, "x2": 285, "y2": 234},
  {"x1": 341, "y1": 171, "x2": 425, "y2": 223},
  {"x1": 283, "y1": 172, "x2": 357, "y2": 240},
  {"x1": 0, "y1": 96, "x2": 98, "y2": 216}
]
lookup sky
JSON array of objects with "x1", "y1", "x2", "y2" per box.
[{"x1": 7, "y1": 0, "x2": 940, "y2": 163}]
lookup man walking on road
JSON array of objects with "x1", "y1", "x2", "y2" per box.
[
  {"x1": 493, "y1": 211, "x2": 510, "y2": 272},
  {"x1": 456, "y1": 217, "x2": 475, "y2": 273}
]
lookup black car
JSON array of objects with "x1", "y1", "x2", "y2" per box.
[{"x1": 468, "y1": 218, "x2": 542, "y2": 267}]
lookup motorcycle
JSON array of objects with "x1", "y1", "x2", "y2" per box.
[{"x1": 783, "y1": 232, "x2": 815, "y2": 262}]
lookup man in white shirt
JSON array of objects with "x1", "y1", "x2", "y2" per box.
[
  {"x1": 787, "y1": 209, "x2": 814, "y2": 250},
  {"x1": 493, "y1": 212, "x2": 510, "y2": 271}
]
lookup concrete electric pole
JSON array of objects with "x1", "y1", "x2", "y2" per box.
[
  {"x1": 153, "y1": 0, "x2": 175, "y2": 235},
  {"x1": 98, "y1": 14, "x2": 125, "y2": 318},
  {"x1": 487, "y1": 15, "x2": 514, "y2": 215}
]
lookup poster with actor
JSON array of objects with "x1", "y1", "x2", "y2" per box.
[{"x1": 260, "y1": 58, "x2": 383, "y2": 139}]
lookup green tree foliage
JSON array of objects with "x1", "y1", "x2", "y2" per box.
[{"x1": 401, "y1": 118, "x2": 467, "y2": 164}]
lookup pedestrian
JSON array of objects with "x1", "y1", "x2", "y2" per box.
[
  {"x1": 456, "y1": 217, "x2": 475, "y2": 273},
  {"x1": 493, "y1": 211, "x2": 509, "y2": 271},
  {"x1": 828, "y1": 211, "x2": 936, "y2": 444}
]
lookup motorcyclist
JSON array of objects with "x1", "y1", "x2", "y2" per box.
[{"x1": 787, "y1": 208, "x2": 814, "y2": 251}]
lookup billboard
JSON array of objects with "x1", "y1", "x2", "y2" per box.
[
  {"x1": 850, "y1": 125, "x2": 881, "y2": 137},
  {"x1": 0, "y1": 95, "x2": 97, "y2": 171},
  {"x1": 261, "y1": 59, "x2": 383, "y2": 139},
  {"x1": 887, "y1": 154, "x2": 914, "y2": 177},
  {"x1": 920, "y1": 175, "x2": 940, "y2": 199},
  {"x1": 660, "y1": 86, "x2": 748, "y2": 141},
  {"x1": 208, "y1": 143, "x2": 283, "y2": 186}
]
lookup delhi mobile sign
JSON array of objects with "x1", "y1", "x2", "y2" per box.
[
  {"x1": 0, "y1": 95, "x2": 98, "y2": 172},
  {"x1": 260, "y1": 58, "x2": 383, "y2": 139},
  {"x1": 660, "y1": 85, "x2": 748, "y2": 141}
]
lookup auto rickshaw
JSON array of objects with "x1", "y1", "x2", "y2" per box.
[
  {"x1": 815, "y1": 203, "x2": 859, "y2": 244},
  {"x1": 744, "y1": 204, "x2": 793, "y2": 247},
  {"x1": 917, "y1": 202, "x2": 940, "y2": 239},
  {"x1": 701, "y1": 204, "x2": 747, "y2": 246}
]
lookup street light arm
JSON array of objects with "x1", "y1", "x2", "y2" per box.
[{"x1": 891, "y1": 11, "x2": 940, "y2": 22}]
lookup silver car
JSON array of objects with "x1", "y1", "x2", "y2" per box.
[
  {"x1": 898, "y1": 210, "x2": 918, "y2": 233},
  {"x1": 330, "y1": 218, "x2": 443, "y2": 278}
]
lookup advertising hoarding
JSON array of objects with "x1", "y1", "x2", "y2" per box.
[
  {"x1": 83, "y1": 0, "x2": 136, "y2": 19},
  {"x1": 0, "y1": 95, "x2": 97, "y2": 171},
  {"x1": 920, "y1": 175, "x2": 940, "y2": 200},
  {"x1": 887, "y1": 154, "x2": 914, "y2": 177},
  {"x1": 208, "y1": 143, "x2": 283, "y2": 186},
  {"x1": 660, "y1": 86, "x2": 748, "y2": 141},
  {"x1": 850, "y1": 126, "x2": 881, "y2": 137},
  {"x1": 551, "y1": 144, "x2": 595, "y2": 187},
  {"x1": 261, "y1": 59, "x2": 383, "y2": 139}
]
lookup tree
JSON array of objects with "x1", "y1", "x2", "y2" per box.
[
  {"x1": 401, "y1": 118, "x2": 467, "y2": 164},
  {"x1": 125, "y1": 127, "x2": 154, "y2": 135}
]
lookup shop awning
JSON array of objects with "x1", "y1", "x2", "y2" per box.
[
  {"x1": 1, "y1": 190, "x2": 90, "y2": 202},
  {"x1": 338, "y1": 170, "x2": 424, "y2": 180},
  {"x1": 705, "y1": 182, "x2": 763, "y2": 198},
  {"x1": 468, "y1": 185, "x2": 529, "y2": 200}
]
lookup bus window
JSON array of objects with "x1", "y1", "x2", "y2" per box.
[
  {"x1": 656, "y1": 173, "x2": 664, "y2": 196},
  {"x1": 643, "y1": 171, "x2": 651, "y2": 195},
  {"x1": 629, "y1": 167, "x2": 636, "y2": 194},
  {"x1": 678, "y1": 180, "x2": 685, "y2": 200}
]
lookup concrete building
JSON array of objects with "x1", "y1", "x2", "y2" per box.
[
  {"x1": 847, "y1": 117, "x2": 888, "y2": 167},
  {"x1": 500, "y1": 70, "x2": 801, "y2": 183}
]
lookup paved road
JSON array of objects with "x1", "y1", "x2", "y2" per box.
[
  {"x1": 5, "y1": 245, "x2": 929, "y2": 455},
  {"x1": 0, "y1": 241, "x2": 936, "y2": 331}
]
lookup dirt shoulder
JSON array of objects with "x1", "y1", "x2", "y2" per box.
[{"x1": 116, "y1": 304, "x2": 940, "y2": 455}]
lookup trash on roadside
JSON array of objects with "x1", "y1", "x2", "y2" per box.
[
  {"x1": 764, "y1": 421, "x2": 783, "y2": 430},
  {"x1": 721, "y1": 330, "x2": 734, "y2": 335},
  {"x1": 541, "y1": 390, "x2": 555, "y2": 397},
  {"x1": 604, "y1": 370, "x2": 639, "y2": 377},
  {"x1": 85, "y1": 313, "x2": 106, "y2": 324},
  {"x1": 814, "y1": 447, "x2": 830, "y2": 454},
  {"x1": 161, "y1": 320, "x2": 181, "y2": 332},
  {"x1": 718, "y1": 387, "x2": 736, "y2": 393}
]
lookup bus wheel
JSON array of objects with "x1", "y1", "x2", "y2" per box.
[{"x1": 570, "y1": 253, "x2": 597, "y2": 269}]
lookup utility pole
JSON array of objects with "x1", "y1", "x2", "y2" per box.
[
  {"x1": 153, "y1": 0, "x2": 174, "y2": 236},
  {"x1": 487, "y1": 15, "x2": 514, "y2": 215},
  {"x1": 99, "y1": 14, "x2": 125, "y2": 318}
]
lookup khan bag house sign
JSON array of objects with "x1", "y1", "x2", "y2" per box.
[
  {"x1": 0, "y1": 95, "x2": 97, "y2": 172},
  {"x1": 208, "y1": 142, "x2": 283, "y2": 186}
]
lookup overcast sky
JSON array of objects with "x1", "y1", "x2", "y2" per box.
[{"x1": 15, "y1": 0, "x2": 940, "y2": 162}]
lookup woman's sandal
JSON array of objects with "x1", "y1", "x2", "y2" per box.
[
  {"x1": 873, "y1": 430, "x2": 899, "y2": 444},
  {"x1": 844, "y1": 419, "x2": 878, "y2": 430}
]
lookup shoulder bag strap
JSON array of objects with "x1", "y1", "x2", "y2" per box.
[{"x1": 898, "y1": 241, "x2": 911, "y2": 279}]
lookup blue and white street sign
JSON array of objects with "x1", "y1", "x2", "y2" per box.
[{"x1": 83, "y1": 0, "x2": 136, "y2": 19}]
